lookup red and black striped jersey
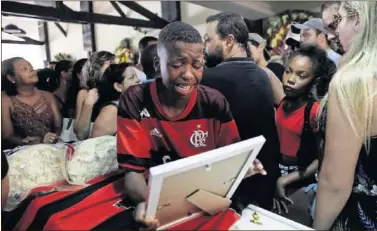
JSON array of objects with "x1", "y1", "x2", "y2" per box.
[{"x1": 117, "y1": 78, "x2": 240, "y2": 175}]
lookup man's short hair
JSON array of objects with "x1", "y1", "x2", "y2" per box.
[
  {"x1": 158, "y1": 21, "x2": 203, "y2": 45},
  {"x1": 321, "y1": 1, "x2": 341, "y2": 14},
  {"x1": 141, "y1": 44, "x2": 158, "y2": 79},
  {"x1": 206, "y1": 12, "x2": 249, "y2": 46},
  {"x1": 138, "y1": 36, "x2": 158, "y2": 50}
]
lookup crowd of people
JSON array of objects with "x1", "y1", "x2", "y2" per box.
[{"x1": 1, "y1": 1, "x2": 376, "y2": 230}]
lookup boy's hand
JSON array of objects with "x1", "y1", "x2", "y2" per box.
[
  {"x1": 244, "y1": 159, "x2": 267, "y2": 179},
  {"x1": 134, "y1": 202, "x2": 160, "y2": 230}
]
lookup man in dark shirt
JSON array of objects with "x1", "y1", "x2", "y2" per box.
[{"x1": 202, "y1": 12, "x2": 280, "y2": 210}]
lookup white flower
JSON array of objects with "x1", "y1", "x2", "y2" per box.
[
  {"x1": 370, "y1": 185, "x2": 377, "y2": 195},
  {"x1": 354, "y1": 184, "x2": 369, "y2": 194}
]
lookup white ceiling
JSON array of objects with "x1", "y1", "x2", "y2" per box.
[{"x1": 190, "y1": 1, "x2": 323, "y2": 20}]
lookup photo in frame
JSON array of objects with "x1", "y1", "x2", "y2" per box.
[{"x1": 145, "y1": 136, "x2": 266, "y2": 229}]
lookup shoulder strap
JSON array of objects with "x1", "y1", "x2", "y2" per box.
[
  {"x1": 54, "y1": 94, "x2": 64, "y2": 105},
  {"x1": 303, "y1": 98, "x2": 315, "y2": 132},
  {"x1": 101, "y1": 101, "x2": 119, "y2": 109},
  {"x1": 297, "y1": 98, "x2": 317, "y2": 169}
]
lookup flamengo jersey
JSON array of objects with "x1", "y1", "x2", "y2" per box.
[{"x1": 117, "y1": 78, "x2": 240, "y2": 174}]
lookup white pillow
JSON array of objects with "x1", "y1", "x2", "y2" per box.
[
  {"x1": 64, "y1": 136, "x2": 118, "y2": 185},
  {"x1": 5, "y1": 144, "x2": 66, "y2": 211}
]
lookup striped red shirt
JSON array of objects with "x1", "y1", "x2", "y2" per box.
[{"x1": 117, "y1": 78, "x2": 240, "y2": 174}]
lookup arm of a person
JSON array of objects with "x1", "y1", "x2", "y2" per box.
[
  {"x1": 280, "y1": 160, "x2": 318, "y2": 185},
  {"x1": 1, "y1": 94, "x2": 31, "y2": 146},
  {"x1": 262, "y1": 67, "x2": 285, "y2": 106},
  {"x1": 117, "y1": 91, "x2": 153, "y2": 204},
  {"x1": 45, "y1": 91, "x2": 62, "y2": 135},
  {"x1": 91, "y1": 105, "x2": 117, "y2": 138},
  {"x1": 2, "y1": 175, "x2": 10, "y2": 208},
  {"x1": 73, "y1": 90, "x2": 93, "y2": 140},
  {"x1": 313, "y1": 86, "x2": 362, "y2": 230}
]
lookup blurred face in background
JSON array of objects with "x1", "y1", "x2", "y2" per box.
[
  {"x1": 322, "y1": 4, "x2": 340, "y2": 40},
  {"x1": 204, "y1": 21, "x2": 225, "y2": 68},
  {"x1": 248, "y1": 40, "x2": 264, "y2": 64},
  {"x1": 300, "y1": 28, "x2": 319, "y2": 45}
]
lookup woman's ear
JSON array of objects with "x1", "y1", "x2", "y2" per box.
[
  {"x1": 153, "y1": 56, "x2": 160, "y2": 72},
  {"x1": 6, "y1": 74, "x2": 15, "y2": 84},
  {"x1": 113, "y1": 82, "x2": 123, "y2": 93}
]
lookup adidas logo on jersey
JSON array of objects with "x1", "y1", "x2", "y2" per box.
[
  {"x1": 150, "y1": 128, "x2": 162, "y2": 137},
  {"x1": 140, "y1": 108, "x2": 151, "y2": 119}
]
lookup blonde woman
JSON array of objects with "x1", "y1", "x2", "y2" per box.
[{"x1": 313, "y1": 1, "x2": 377, "y2": 230}]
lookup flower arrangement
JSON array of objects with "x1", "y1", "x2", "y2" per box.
[
  {"x1": 114, "y1": 38, "x2": 135, "y2": 64},
  {"x1": 54, "y1": 53, "x2": 74, "y2": 62},
  {"x1": 263, "y1": 10, "x2": 319, "y2": 55}
]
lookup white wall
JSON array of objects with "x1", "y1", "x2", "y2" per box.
[
  {"x1": 46, "y1": 1, "x2": 217, "y2": 58},
  {"x1": 1, "y1": 17, "x2": 46, "y2": 69},
  {"x1": 94, "y1": 1, "x2": 161, "y2": 53},
  {"x1": 181, "y1": 2, "x2": 220, "y2": 36},
  {"x1": 1, "y1": 1, "x2": 219, "y2": 67},
  {"x1": 47, "y1": 1, "x2": 86, "y2": 60}
]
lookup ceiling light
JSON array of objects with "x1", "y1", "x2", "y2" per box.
[{"x1": 3, "y1": 24, "x2": 26, "y2": 37}]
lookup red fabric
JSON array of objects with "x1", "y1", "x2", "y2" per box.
[
  {"x1": 15, "y1": 172, "x2": 122, "y2": 230},
  {"x1": 276, "y1": 102, "x2": 319, "y2": 157},
  {"x1": 167, "y1": 209, "x2": 240, "y2": 230},
  {"x1": 43, "y1": 178, "x2": 125, "y2": 230},
  {"x1": 16, "y1": 190, "x2": 73, "y2": 230},
  {"x1": 117, "y1": 79, "x2": 240, "y2": 175}
]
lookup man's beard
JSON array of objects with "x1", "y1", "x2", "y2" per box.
[{"x1": 204, "y1": 46, "x2": 224, "y2": 68}]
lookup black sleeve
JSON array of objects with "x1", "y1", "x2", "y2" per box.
[
  {"x1": 2, "y1": 151, "x2": 9, "y2": 180},
  {"x1": 267, "y1": 62, "x2": 285, "y2": 82}
]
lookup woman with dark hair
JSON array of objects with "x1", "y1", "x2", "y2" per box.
[
  {"x1": 36, "y1": 68, "x2": 56, "y2": 92},
  {"x1": 1, "y1": 57, "x2": 62, "y2": 149},
  {"x1": 73, "y1": 51, "x2": 115, "y2": 140},
  {"x1": 65, "y1": 58, "x2": 87, "y2": 118},
  {"x1": 272, "y1": 45, "x2": 336, "y2": 214},
  {"x1": 90, "y1": 63, "x2": 140, "y2": 138},
  {"x1": 52, "y1": 60, "x2": 73, "y2": 117}
]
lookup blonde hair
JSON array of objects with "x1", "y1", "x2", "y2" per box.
[{"x1": 320, "y1": 1, "x2": 377, "y2": 153}]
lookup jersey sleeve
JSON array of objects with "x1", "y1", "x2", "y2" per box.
[
  {"x1": 310, "y1": 102, "x2": 320, "y2": 132},
  {"x1": 215, "y1": 95, "x2": 241, "y2": 147},
  {"x1": 117, "y1": 90, "x2": 152, "y2": 173}
]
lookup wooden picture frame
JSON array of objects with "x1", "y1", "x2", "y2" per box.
[{"x1": 145, "y1": 136, "x2": 266, "y2": 229}]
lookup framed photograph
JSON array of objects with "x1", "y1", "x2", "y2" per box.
[{"x1": 145, "y1": 136, "x2": 266, "y2": 229}]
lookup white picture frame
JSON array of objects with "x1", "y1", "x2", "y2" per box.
[{"x1": 145, "y1": 136, "x2": 266, "y2": 229}]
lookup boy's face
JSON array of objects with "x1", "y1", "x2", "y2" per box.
[{"x1": 158, "y1": 41, "x2": 204, "y2": 97}]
